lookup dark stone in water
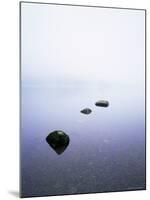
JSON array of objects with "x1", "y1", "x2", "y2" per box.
[
  {"x1": 80, "y1": 108, "x2": 92, "y2": 115},
  {"x1": 46, "y1": 130, "x2": 70, "y2": 155},
  {"x1": 95, "y1": 100, "x2": 109, "y2": 107}
]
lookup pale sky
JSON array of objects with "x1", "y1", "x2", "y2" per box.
[{"x1": 21, "y1": 3, "x2": 145, "y2": 88}]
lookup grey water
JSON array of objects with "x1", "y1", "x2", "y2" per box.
[{"x1": 21, "y1": 84, "x2": 145, "y2": 197}]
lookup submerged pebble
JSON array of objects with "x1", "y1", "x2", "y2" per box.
[
  {"x1": 46, "y1": 130, "x2": 70, "y2": 155},
  {"x1": 95, "y1": 100, "x2": 109, "y2": 107},
  {"x1": 80, "y1": 108, "x2": 92, "y2": 115}
]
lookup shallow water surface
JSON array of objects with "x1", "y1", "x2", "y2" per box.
[{"x1": 21, "y1": 85, "x2": 145, "y2": 197}]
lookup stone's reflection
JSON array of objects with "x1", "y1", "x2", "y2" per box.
[
  {"x1": 95, "y1": 100, "x2": 109, "y2": 107},
  {"x1": 80, "y1": 108, "x2": 92, "y2": 115},
  {"x1": 46, "y1": 130, "x2": 70, "y2": 155}
]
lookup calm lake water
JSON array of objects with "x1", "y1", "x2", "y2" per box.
[{"x1": 21, "y1": 84, "x2": 145, "y2": 197}]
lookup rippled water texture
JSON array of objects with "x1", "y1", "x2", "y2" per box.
[{"x1": 21, "y1": 85, "x2": 145, "y2": 197}]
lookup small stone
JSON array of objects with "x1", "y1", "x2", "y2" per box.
[
  {"x1": 46, "y1": 130, "x2": 70, "y2": 155},
  {"x1": 80, "y1": 108, "x2": 92, "y2": 115},
  {"x1": 95, "y1": 100, "x2": 109, "y2": 107}
]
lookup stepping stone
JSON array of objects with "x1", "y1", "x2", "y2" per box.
[
  {"x1": 46, "y1": 130, "x2": 70, "y2": 155},
  {"x1": 95, "y1": 100, "x2": 109, "y2": 107},
  {"x1": 80, "y1": 108, "x2": 92, "y2": 115}
]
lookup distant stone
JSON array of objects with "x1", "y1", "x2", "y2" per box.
[
  {"x1": 46, "y1": 130, "x2": 70, "y2": 155},
  {"x1": 95, "y1": 100, "x2": 109, "y2": 107},
  {"x1": 80, "y1": 108, "x2": 92, "y2": 115}
]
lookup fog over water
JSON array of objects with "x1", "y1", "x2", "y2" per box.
[{"x1": 21, "y1": 3, "x2": 145, "y2": 197}]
